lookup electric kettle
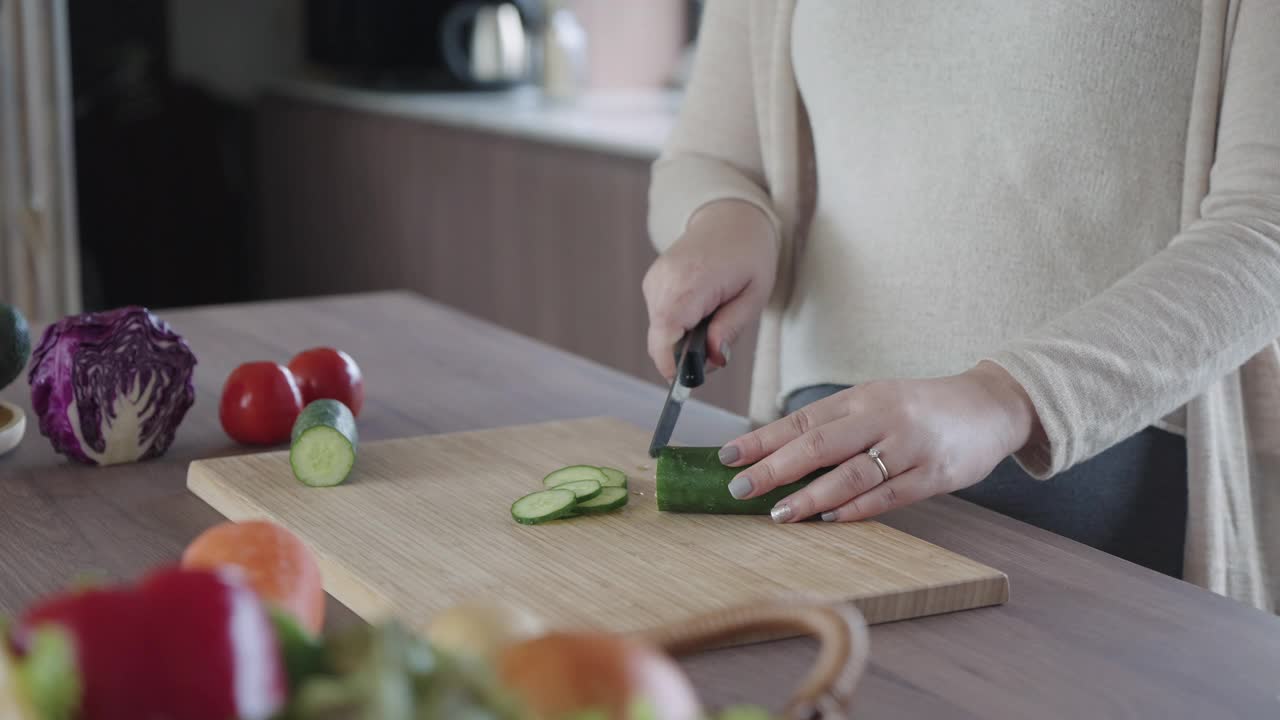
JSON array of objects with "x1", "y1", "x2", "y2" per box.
[{"x1": 440, "y1": 1, "x2": 530, "y2": 89}]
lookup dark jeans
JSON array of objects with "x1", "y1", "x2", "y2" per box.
[{"x1": 785, "y1": 384, "x2": 1189, "y2": 578}]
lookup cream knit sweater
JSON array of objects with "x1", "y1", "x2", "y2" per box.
[
  {"x1": 783, "y1": 0, "x2": 1199, "y2": 398},
  {"x1": 648, "y1": 0, "x2": 1280, "y2": 612}
]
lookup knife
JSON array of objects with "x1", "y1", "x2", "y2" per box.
[{"x1": 648, "y1": 316, "x2": 712, "y2": 457}]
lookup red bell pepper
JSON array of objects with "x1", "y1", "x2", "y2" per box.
[{"x1": 8, "y1": 565, "x2": 286, "y2": 720}]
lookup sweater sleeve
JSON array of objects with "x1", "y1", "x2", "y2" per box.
[
  {"x1": 989, "y1": 0, "x2": 1280, "y2": 478},
  {"x1": 647, "y1": 0, "x2": 781, "y2": 252}
]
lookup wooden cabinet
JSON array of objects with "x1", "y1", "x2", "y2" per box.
[{"x1": 256, "y1": 95, "x2": 755, "y2": 414}]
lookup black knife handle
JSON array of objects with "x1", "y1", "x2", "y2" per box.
[{"x1": 674, "y1": 316, "x2": 712, "y2": 389}]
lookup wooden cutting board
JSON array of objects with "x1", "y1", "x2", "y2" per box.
[{"x1": 188, "y1": 417, "x2": 1007, "y2": 638}]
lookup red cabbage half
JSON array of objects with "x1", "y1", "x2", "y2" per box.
[{"x1": 28, "y1": 306, "x2": 197, "y2": 465}]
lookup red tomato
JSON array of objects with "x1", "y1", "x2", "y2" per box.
[
  {"x1": 287, "y1": 348, "x2": 364, "y2": 416},
  {"x1": 219, "y1": 362, "x2": 303, "y2": 445}
]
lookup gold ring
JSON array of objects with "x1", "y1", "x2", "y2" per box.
[{"x1": 868, "y1": 447, "x2": 889, "y2": 481}]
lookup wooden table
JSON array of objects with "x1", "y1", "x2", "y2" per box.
[{"x1": 2, "y1": 292, "x2": 1277, "y2": 719}]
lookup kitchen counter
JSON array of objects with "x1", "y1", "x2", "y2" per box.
[
  {"x1": 3, "y1": 291, "x2": 1279, "y2": 718},
  {"x1": 273, "y1": 78, "x2": 679, "y2": 160}
]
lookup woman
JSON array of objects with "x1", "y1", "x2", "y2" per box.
[{"x1": 645, "y1": 0, "x2": 1280, "y2": 611}]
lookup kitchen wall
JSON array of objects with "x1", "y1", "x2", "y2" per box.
[{"x1": 568, "y1": 0, "x2": 686, "y2": 89}]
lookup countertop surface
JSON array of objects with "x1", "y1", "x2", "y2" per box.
[
  {"x1": 273, "y1": 78, "x2": 679, "y2": 160},
  {"x1": 3, "y1": 291, "x2": 1279, "y2": 718}
]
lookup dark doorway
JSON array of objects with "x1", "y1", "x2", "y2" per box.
[{"x1": 69, "y1": 0, "x2": 256, "y2": 311}]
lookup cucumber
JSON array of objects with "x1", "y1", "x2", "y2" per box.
[
  {"x1": 575, "y1": 486, "x2": 628, "y2": 514},
  {"x1": 597, "y1": 467, "x2": 628, "y2": 489},
  {"x1": 656, "y1": 446, "x2": 825, "y2": 514},
  {"x1": 554, "y1": 479, "x2": 602, "y2": 501},
  {"x1": 511, "y1": 489, "x2": 577, "y2": 525},
  {"x1": 542, "y1": 465, "x2": 607, "y2": 489},
  {"x1": 290, "y1": 399, "x2": 358, "y2": 487}
]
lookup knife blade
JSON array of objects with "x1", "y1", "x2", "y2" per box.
[{"x1": 648, "y1": 316, "x2": 711, "y2": 457}]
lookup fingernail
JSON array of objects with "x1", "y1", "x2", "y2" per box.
[
  {"x1": 771, "y1": 504, "x2": 793, "y2": 523},
  {"x1": 727, "y1": 475, "x2": 752, "y2": 499},
  {"x1": 718, "y1": 445, "x2": 740, "y2": 465},
  {"x1": 821, "y1": 512, "x2": 837, "y2": 522},
  {"x1": 720, "y1": 341, "x2": 732, "y2": 364}
]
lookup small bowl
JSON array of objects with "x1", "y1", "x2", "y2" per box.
[{"x1": 0, "y1": 400, "x2": 26, "y2": 456}]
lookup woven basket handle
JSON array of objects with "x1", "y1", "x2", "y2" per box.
[{"x1": 631, "y1": 602, "x2": 870, "y2": 719}]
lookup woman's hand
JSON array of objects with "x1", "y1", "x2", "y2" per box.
[
  {"x1": 718, "y1": 362, "x2": 1042, "y2": 523},
  {"x1": 642, "y1": 199, "x2": 779, "y2": 380}
]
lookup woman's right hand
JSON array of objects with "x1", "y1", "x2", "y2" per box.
[{"x1": 641, "y1": 199, "x2": 779, "y2": 380}]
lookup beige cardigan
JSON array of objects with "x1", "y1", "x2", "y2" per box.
[{"x1": 648, "y1": 0, "x2": 1280, "y2": 612}]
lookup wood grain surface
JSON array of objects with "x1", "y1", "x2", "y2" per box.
[
  {"x1": 1, "y1": 292, "x2": 1279, "y2": 719},
  {"x1": 188, "y1": 417, "x2": 1007, "y2": 636}
]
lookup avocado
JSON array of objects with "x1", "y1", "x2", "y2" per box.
[{"x1": 0, "y1": 304, "x2": 31, "y2": 391}]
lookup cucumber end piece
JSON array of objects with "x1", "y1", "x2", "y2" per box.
[{"x1": 290, "y1": 426, "x2": 356, "y2": 487}]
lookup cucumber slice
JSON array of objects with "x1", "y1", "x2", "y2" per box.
[
  {"x1": 554, "y1": 479, "x2": 602, "y2": 501},
  {"x1": 575, "y1": 486, "x2": 628, "y2": 514},
  {"x1": 597, "y1": 467, "x2": 628, "y2": 489},
  {"x1": 542, "y1": 465, "x2": 607, "y2": 489},
  {"x1": 511, "y1": 489, "x2": 577, "y2": 525},
  {"x1": 290, "y1": 399, "x2": 358, "y2": 487}
]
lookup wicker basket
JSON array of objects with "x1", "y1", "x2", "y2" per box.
[{"x1": 631, "y1": 601, "x2": 870, "y2": 719}]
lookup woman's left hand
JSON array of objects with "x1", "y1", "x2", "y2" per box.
[{"x1": 718, "y1": 361, "x2": 1042, "y2": 523}]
